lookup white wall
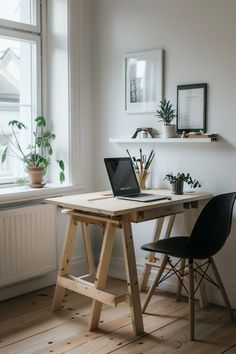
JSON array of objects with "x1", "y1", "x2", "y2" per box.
[{"x1": 78, "y1": 0, "x2": 236, "y2": 307}]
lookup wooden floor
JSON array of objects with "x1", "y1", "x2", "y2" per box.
[{"x1": 0, "y1": 281, "x2": 236, "y2": 354}]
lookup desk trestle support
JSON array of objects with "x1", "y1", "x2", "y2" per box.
[
  {"x1": 51, "y1": 211, "x2": 144, "y2": 335},
  {"x1": 140, "y1": 214, "x2": 176, "y2": 292}
]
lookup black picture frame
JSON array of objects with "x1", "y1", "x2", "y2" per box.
[{"x1": 176, "y1": 83, "x2": 207, "y2": 134}]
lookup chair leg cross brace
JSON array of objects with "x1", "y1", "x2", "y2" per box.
[
  {"x1": 151, "y1": 257, "x2": 228, "y2": 297},
  {"x1": 158, "y1": 257, "x2": 189, "y2": 295}
]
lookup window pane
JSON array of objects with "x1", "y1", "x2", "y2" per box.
[
  {"x1": 0, "y1": 36, "x2": 37, "y2": 182},
  {"x1": 0, "y1": 0, "x2": 37, "y2": 26}
]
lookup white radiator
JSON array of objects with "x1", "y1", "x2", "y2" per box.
[{"x1": 0, "y1": 204, "x2": 57, "y2": 287}]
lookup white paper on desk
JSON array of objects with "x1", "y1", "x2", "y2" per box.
[{"x1": 178, "y1": 88, "x2": 204, "y2": 129}]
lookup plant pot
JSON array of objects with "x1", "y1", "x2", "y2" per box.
[
  {"x1": 162, "y1": 124, "x2": 176, "y2": 138},
  {"x1": 26, "y1": 166, "x2": 45, "y2": 187},
  {"x1": 171, "y1": 180, "x2": 184, "y2": 195}
]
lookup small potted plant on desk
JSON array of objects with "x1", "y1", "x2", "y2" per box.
[
  {"x1": 164, "y1": 172, "x2": 201, "y2": 195},
  {"x1": 155, "y1": 99, "x2": 176, "y2": 138},
  {"x1": 1, "y1": 116, "x2": 65, "y2": 187}
]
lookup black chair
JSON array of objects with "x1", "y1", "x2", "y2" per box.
[{"x1": 141, "y1": 192, "x2": 236, "y2": 340}]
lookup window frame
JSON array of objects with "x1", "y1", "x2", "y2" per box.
[
  {"x1": 0, "y1": 0, "x2": 41, "y2": 33},
  {"x1": 0, "y1": 1, "x2": 42, "y2": 185}
]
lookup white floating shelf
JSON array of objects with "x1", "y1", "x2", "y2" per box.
[{"x1": 109, "y1": 137, "x2": 215, "y2": 144}]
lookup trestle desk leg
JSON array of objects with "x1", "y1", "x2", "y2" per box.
[
  {"x1": 140, "y1": 217, "x2": 164, "y2": 292},
  {"x1": 121, "y1": 217, "x2": 144, "y2": 335},
  {"x1": 89, "y1": 222, "x2": 115, "y2": 330},
  {"x1": 81, "y1": 222, "x2": 95, "y2": 274},
  {"x1": 52, "y1": 215, "x2": 78, "y2": 311}
]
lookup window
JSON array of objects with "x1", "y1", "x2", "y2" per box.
[
  {"x1": 0, "y1": 0, "x2": 40, "y2": 31},
  {"x1": 0, "y1": 0, "x2": 41, "y2": 184}
]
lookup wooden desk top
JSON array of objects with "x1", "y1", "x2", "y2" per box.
[{"x1": 46, "y1": 189, "x2": 211, "y2": 217}]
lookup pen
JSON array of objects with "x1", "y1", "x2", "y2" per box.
[
  {"x1": 144, "y1": 149, "x2": 154, "y2": 170},
  {"x1": 133, "y1": 156, "x2": 139, "y2": 171},
  {"x1": 146, "y1": 152, "x2": 155, "y2": 170},
  {"x1": 139, "y1": 148, "x2": 143, "y2": 171},
  {"x1": 127, "y1": 149, "x2": 136, "y2": 169},
  {"x1": 126, "y1": 149, "x2": 132, "y2": 160}
]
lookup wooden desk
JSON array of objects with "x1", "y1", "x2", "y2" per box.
[{"x1": 46, "y1": 189, "x2": 210, "y2": 336}]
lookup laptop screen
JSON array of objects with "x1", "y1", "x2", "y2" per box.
[{"x1": 104, "y1": 157, "x2": 140, "y2": 196}]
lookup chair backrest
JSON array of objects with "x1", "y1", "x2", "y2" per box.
[{"x1": 187, "y1": 192, "x2": 236, "y2": 258}]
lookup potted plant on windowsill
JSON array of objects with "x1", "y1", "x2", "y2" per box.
[
  {"x1": 1, "y1": 116, "x2": 65, "y2": 187},
  {"x1": 155, "y1": 99, "x2": 176, "y2": 138},
  {"x1": 164, "y1": 172, "x2": 201, "y2": 195}
]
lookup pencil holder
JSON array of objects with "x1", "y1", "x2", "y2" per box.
[{"x1": 135, "y1": 170, "x2": 150, "y2": 189}]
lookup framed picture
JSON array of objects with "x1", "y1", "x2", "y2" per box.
[
  {"x1": 124, "y1": 49, "x2": 163, "y2": 114},
  {"x1": 176, "y1": 83, "x2": 207, "y2": 133}
]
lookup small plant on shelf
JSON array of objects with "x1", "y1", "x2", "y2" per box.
[
  {"x1": 155, "y1": 99, "x2": 176, "y2": 126},
  {"x1": 155, "y1": 99, "x2": 176, "y2": 138},
  {"x1": 1, "y1": 116, "x2": 65, "y2": 187},
  {"x1": 164, "y1": 172, "x2": 201, "y2": 195}
]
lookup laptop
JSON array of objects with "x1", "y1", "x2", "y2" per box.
[{"x1": 104, "y1": 157, "x2": 170, "y2": 202}]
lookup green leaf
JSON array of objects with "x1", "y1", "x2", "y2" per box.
[
  {"x1": 57, "y1": 159, "x2": 65, "y2": 171},
  {"x1": 42, "y1": 131, "x2": 55, "y2": 140},
  {"x1": 2, "y1": 146, "x2": 8, "y2": 163},
  {"x1": 60, "y1": 171, "x2": 65, "y2": 183},
  {"x1": 16, "y1": 178, "x2": 27, "y2": 186},
  {"x1": 48, "y1": 145, "x2": 53, "y2": 155},
  {"x1": 8, "y1": 120, "x2": 27, "y2": 130},
  {"x1": 35, "y1": 116, "x2": 46, "y2": 127},
  {"x1": 155, "y1": 99, "x2": 176, "y2": 124}
]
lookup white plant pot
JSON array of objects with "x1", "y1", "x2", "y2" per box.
[{"x1": 162, "y1": 124, "x2": 176, "y2": 138}]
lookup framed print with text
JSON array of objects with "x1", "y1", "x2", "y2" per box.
[
  {"x1": 124, "y1": 49, "x2": 163, "y2": 114},
  {"x1": 176, "y1": 83, "x2": 207, "y2": 133}
]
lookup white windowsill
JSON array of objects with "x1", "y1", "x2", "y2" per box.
[{"x1": 0, "y1": 183, "x2": 85, "y2": 205}]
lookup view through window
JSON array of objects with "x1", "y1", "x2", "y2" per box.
[
  {"x1": 0, "y1": 0, "x2": 37, "y2": 26},
  {"x1": 0, "y1": 0, "x2": 40, "y2": 184}
]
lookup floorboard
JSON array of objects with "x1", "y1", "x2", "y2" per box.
[{"x1": 0, "y1": 283, "x2": 235, "y2": 354}]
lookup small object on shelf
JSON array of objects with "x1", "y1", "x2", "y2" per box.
[
  {"x1": 181, "y1": 130, "x2": 188, "y2": 138},
  {"x1": 181, "y1": 131, "x2": 217, "y2": 140},
  {"x1": 132, "y1": 128, "x2": 154, "y2": 139}
]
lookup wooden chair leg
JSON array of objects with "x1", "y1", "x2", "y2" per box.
[
  {"x1": 176, "y1": 258, "x2": 186, "y2": 301},
  {"x1": 142, "y1": 255, "x2": 168, "y2": 313},
  {"x1": 210, "y1": 257, "x2": 234, "y2": 321},
  {"x1": 188, "y1": 259, "x2": 195, "y2": 340}
]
